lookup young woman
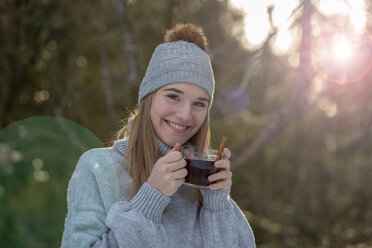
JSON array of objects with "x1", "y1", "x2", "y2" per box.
[{"x1": 62, "y1": 23, "x2": 255, "y2": 248}]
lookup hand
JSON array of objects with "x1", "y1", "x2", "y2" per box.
[
  {"x1": 208, "y1": 148, "x2": 232, "y2": 191},
  {"x1": 147, "y1": 143, "x2": 187, "y2": 197}
]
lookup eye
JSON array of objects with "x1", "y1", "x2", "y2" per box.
[
  {"x1": 166, "y1": 94, "x2": 180, "y2": 101},
  {"x1": 193, "y1": 102, "x2": 207, "y2": 108}
]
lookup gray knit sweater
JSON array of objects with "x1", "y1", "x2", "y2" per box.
[{"x1": 61, "y1": 138, "x2": 255, "y2": 248}]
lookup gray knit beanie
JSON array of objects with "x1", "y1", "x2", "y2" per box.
[{"x1": 138, "y1": 24, "x2": 215, "y2": 107}]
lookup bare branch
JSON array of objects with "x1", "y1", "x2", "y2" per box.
[
  {"x1": 231, "y1": 0, "x2": 314, "y2": 169},
  {"x1": 231, "y1": 112, "x2": 282, "y2": 168},
  {"x1": 240, "y1": 30, "x2": 277, "y2": 90}
]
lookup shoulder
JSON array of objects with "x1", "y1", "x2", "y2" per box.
[
  {"x1": 76, "y1": 139, "x2": 128, "y2": 172},
  {"x1": 67, "y1": 139, "x2": 130, "y2": 210}
]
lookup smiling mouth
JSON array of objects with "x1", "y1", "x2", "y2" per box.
[{"x1": 165, "y1": 120, "x2": 190, "y2": 131}]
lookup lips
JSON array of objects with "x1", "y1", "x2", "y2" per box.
[{"x1": 165, "y1": 120, "x2": 190, "y2": 131}]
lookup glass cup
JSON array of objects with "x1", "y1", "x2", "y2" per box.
[{"x1": 181, "y1": 145, "x2": 220, "y2": 189}]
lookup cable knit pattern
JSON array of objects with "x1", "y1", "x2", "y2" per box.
[
  {"x1": 200, "y1": 188, "x2": 232, "y2": 211},
  {"x1": 61, "y1": 138, "x2": 255, "y2": 248},
  {"x1": 128, "y1": 182, "x2": 170, "y2": 223}
]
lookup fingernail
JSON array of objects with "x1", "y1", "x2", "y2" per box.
[{"x1": 208, "y1": 176, "x2": 214, "y2": 181}]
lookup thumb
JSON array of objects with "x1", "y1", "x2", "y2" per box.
[{"x1": 169, "y1": 143, "x2": 181, "y2": 152}]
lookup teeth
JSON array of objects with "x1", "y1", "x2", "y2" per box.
[{"x1": 168, "y1": 121, "x2": 187, "y2": 130}]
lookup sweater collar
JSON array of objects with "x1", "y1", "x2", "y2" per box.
[
  {"x1": 112, "y1": 138, "x2": 128, "y2": 156},
  {"x1": 155, "y1": 136, "x2": 172, "y2": 157},
  {"x1": 113, "y1": 136, "x2": 172, "y2": 157}
]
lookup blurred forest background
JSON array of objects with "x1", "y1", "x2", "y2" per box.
[{"x1": 1, "y1": 0, "x2": 372, "y2": 247}]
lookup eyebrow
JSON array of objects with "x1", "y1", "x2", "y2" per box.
[
  {"x1": 162, "y1": 88, "x2": 210, "y2": 103},
  {"x1": 163, "y1": 88, "x2": 183, "y2": 94}
]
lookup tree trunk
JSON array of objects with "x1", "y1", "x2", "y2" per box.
[
  {"x1": 290, "y1": 0, "x2": 312, "y2": 114},
  {"x1": 99, "y1": 5, "x2": 118, "y2": 131},
  {"x1": 0, "y1": 0, "x2": 12, "y2": 128},
  {"x1": 110, "y1": 0, "x2": 140, "y2": 100}
]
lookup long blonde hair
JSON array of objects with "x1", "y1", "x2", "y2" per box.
[{"x1": 116, "y1": 92, "x2": 211, "y2": 206}]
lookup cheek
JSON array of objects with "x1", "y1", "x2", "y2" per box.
[
  {"x1": 150, "y1": 104, "x2": 161, "y2": 126},
  {"x1": 150, "y1": 99, "x2": 164, "y2": 117},
  {"x1": 195, "y1": 111, "x2": 207, "y2": 128},
  {"x1": 149, "y1": 110, "x2": 156, "y2": 126}
]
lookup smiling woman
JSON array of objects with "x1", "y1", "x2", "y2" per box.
[
  {"x1": 61, "y1": 23, "x2": 256, "y2": 248},
  {"x1": 150, "y1": 83, "x2": 209, "y2": 147}
]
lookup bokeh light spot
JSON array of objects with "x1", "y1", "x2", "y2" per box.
[
  {"x1": 34, "y1": 90, "x2": 50, "y2": 103},
  {"x1": 46, "y1": 40, "x2": 58, "y2": 51},
  {"x1": 76, "y1": 56, "x2": 87, "y2": 67},
  {"x1": 318, "y1": 98, "x2": 338, "y2": 117},
  {"x1": 288, "y1": 53, "x2": 299, "y2": 68},
  {"x1": 17, "y1": 125, "x2": 28, "y2": 138},
  {"x1": 32, "y1": 158, "x2": 43, "y2": 170},
  {"x1": 34, "y1": 170, "x2": 50, "y2": 183},
  {"x1": 42, "y1": 49, "x2": 51, "y2": 60}
]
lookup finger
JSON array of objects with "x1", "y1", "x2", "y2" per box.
[
  {"x1": 222, "y1": 148, "x2": 231, "y2": 159},
  {"x1": 168, "y1": 159, "x2": 187, "y2": 172},
  {"x1": 162, "y1": 150, "x2": 183, "y2": 163},
  {"x1": 214, "y1": 159, "x2": 231, "y2": 170},
  {"x1": 169, "y1": 143, "x2": 181, "y2": 152},
  {"x1": 209, "y1": 179, "x2": 232, "y2": 191},
  {"x1": 208, "y1": 170, "x2": 232, "y2": 183},
  {"x1": 173, "y1": 168, "x2": 188, "y2": 179},
  {"x1": 175, "y1": 177, "x2": 185, "y2": 187}
]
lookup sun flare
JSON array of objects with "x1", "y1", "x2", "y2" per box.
[{"x1": 332, "y1": 35, "x2": 353, "y2": 61}]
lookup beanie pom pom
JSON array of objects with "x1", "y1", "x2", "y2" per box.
[{"x1": 164, "y1": 23, "x2": 208, "y2": 52}]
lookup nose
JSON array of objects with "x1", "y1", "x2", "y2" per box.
[{"x1": 175, "y1": 104, "x2": 192, "y2": 121}]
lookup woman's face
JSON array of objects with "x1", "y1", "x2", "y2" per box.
[{"x1": 150, "y1": 83, "x2": 209, "y2": 147}]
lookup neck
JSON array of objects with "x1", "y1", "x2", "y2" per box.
[{"x1": 155, "y1": 136, "x2": 172, "y2": 157}]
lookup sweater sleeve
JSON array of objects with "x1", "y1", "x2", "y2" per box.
[
  {"x1": 199, "y1": 189, "x2": 256, "y2": 248},
  {"x1": 61, "y1": 152, "x2": 170, "y2": 248}
]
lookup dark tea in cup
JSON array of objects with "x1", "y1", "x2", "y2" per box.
[{"x1": 181, "y1": 145, "x2": 219, "y2": 189}]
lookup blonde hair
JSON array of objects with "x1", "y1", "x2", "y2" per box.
[{"x1": 116, "y1": 92, "x2": 211, "y2": 206}]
